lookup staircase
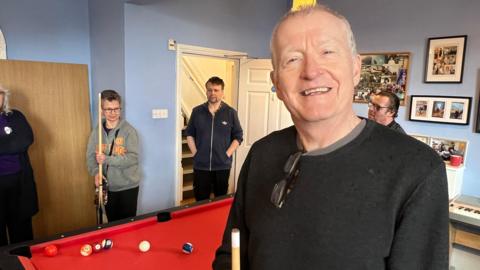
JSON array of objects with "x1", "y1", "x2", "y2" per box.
[{"x1": 180, "y1": 125, "x2": 196, "y2": 205}]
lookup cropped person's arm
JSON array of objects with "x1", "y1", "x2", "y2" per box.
[
  {"x1": 86, "y1": 128, "x2": 99, "y2": 176},
  {"x1": 226, "y1": 139, "x2": 239, "y2": 158},
  {"x1": 0, "y1": 111, "x2": 33, "y2": 154},
  {"x1": 185, "y1": 111, "x2": 197, "y2": 156},
  {"x1": 186, "y1": 136, "x2": 197, "y2": 156},
  {"x1": 226, "y1": 110, "x2": 243, "y2": 157},
  {"x1": 387, "y1": 163, "x2": 449, "y2": 269},
  {"x1": 231, "y1": 110, "x2": 243, "y2": 145}
]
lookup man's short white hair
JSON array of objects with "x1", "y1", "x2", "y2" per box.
[
  {"x1": 270, "y1": 4, "x2": 358, "y2": 67},
  {"x1": 0, "y1": 85, "x2": 12, "y2": 114}
]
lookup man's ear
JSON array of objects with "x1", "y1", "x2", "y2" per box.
[
  {"x1": 270, "y1": 70, "x2": 276, "y2": 87},
  {"x1": 386, "y1": 109, "x2": 396, "y2": 117},
  {"x1": 270, "y1": 71, "x2": 284, "y2": 101},
  {"x1": 352, "y1": 54, "x2": 361, "y2": 87}
]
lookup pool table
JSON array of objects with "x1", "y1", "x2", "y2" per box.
[{"x1": 0, "y1": 196, "x2": 232, "y2": 270}]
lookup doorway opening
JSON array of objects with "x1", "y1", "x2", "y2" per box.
[{"x1": 175, "y1": 44, "x2": 247, "y2": 205}]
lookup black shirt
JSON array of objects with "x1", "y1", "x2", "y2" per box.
[{"x1": 213, "y1": 120, "x2": 449, "y2": 270}]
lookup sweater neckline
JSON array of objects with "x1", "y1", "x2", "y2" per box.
[{"x1": 288, "y1": 119, "x2": 374, "y2": 158}]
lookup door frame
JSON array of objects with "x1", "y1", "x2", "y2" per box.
[{"x1": 174, "y1": 44, "x2": 247, "y2": 205}]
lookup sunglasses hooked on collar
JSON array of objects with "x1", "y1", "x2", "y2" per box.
[{"x1": 270, "y1": 151, "x2": 303, "y2": 208}]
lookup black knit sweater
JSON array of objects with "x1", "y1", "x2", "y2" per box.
[{"x1": 213, "y1": 120, "x2": 449, "y2": 270}]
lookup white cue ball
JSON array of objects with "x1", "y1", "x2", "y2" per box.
[{"x1": 139, "y1": 240, "x2": 151, "y2": 252}]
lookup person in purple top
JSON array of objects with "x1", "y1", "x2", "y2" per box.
[{"x1": 0, "y1": 85, "x2": 38, "y2": 246}]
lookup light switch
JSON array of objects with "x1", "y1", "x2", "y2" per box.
[
  {"x1": 152, "y1": 109, "x2": 168, "y2": 119},
  {"x1": 159, "y1": 109, "x2": 168, "y2": 118},
  {"x1": 168, "y1": 39, "x2": 176, "y2": 51}
]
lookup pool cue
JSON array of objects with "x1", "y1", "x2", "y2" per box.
[
  {"x1": 232, "y1": 228, "x2": 240, "y2": 270},
  {"x1": 97, "y1": 93, "x2": 108, "y2": 224}
]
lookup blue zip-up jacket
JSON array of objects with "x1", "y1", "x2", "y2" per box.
[{"x1": 186, "y1": 102, "x2": 243, "y2": 171}]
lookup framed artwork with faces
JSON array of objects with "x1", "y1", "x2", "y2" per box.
[{"x1": 354, "y1": 52, "x2": 410, "y2": 106}]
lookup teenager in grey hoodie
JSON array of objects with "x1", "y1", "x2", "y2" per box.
[{"x1": 86, "y1": 90, "x2": 140, "y2": 222}]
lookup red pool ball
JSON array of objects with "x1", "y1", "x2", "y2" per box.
[
  {"x1": 93, "y1": 242, "x2": 103, "y2": 253},
  {"x1": 44, "y1": 245, "x2": 58, "y2": 257}
]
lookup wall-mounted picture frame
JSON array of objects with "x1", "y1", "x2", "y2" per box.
[
  {"x1": 429, "y1": 136, "x2": 468, "y2": 165},
  {"x1": 410, "y1": 134, "x2": 431, "y2": 145},
  {"x1": 354, "y1": 52, "x2": 410, "y2": 105},
  {"x1": 424, "y1": 35, "x2": 467, "y2": 83},
  {"x1": 409, "y1": 95, "x2": 471, "y2": 125},
  {"x1": 409, "y1": 133, "x2": 468, "y2": 165}
]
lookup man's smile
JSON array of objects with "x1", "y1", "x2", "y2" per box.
[{"x1": 301, "y1": 87, "x2": 332, "y2": 96}]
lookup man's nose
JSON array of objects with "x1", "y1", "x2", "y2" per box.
[{"x1": 300, "y1": 56, "x2": 325, "y2": 80}]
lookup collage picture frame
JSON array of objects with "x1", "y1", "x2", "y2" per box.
[
  {"x1": 411, "y1": 134, "x2": 468, "y2": 165},
  {"x1": 424, "y1": 35, "x2": 467, "y2": 83},
  {"x1": 409, "y1": 95, "x2": 471, "y2": 125},
  {"x1": 354, "y1": 52, "x2": 410, "y2": 105}
]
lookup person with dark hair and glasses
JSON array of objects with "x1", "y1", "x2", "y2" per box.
[
  {"x1": 368, "y1": 91, "x2": 406, "y2": 134},
  {"x1": 86, "y1": 89, "x2": 140, "y2": 222},
  {"x1": 213, "y1": 4, "x2": 448, "y2": 270},
  {"x1": 186, "y1": 76, "x2": 243, "y2": 201}
]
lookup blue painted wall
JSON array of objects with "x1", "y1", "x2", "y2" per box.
[
  {"x1": 0, "y1": 0, "x2": 90, "y2": 65},
  {"x1": 324, "y1": 0, "x2": 480, "y2": 196},
  {"x1": 5, "y1": 0, "x2": 477, "y2": 213},
  {"x1": 88, "y1": 0, "x2": 125, "y2": 122},
  {"x1": 124, "y1": 0, "x2": 289, "y2": 213}
]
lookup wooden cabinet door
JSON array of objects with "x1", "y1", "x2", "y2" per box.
[{"x1": 0, "y1": 59, "x2": 95, "y2": 238}]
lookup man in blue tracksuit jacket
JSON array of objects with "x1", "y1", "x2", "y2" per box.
[{"x1": 186, "y1": 76, "x2": 243, "y2": 201}]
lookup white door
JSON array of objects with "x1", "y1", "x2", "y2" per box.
[
  {"x1": 0, "y1": 28, "x2": 6, "y2": 59},
  {"x1": 235, "y1": 59, "x2": 293, "y2": 185}
]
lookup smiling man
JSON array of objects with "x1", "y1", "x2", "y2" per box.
[{"x1": 213, "y1": 4, "x2": 448, "y2": 270}]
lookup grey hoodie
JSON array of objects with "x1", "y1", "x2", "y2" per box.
[{"x1": 86, "y1": 119, "x2": 140, "y2": 191}]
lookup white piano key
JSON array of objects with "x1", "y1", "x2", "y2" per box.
[{"x1": 449, "y1": 195, "x2": 480, "y2": 228}]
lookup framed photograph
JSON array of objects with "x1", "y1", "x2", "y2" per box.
[
  {"x1": 410, "y1": 134, "x2": 430, "y2": 145},
  {"x1": 408, "y1": 133, "x2": 468, "y2": 165},
  {"x1": 424, "y1": 35, "x2": 467, "y2": 83},
  {"x1": 429, "y1": 136, "x2": 468, "y2": 165},
  {"x1": 409, "y1": 95, "x2": 471, "y2": 125},
  {"x1": 354, "y1": 52, "x2": 410, "y2": 105}
]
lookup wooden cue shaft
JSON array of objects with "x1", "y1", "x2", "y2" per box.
[
  {"x1": 232, "y1": 228, "x2": 240, "y2": 270},
  {"x1": 98, "y1": 93, "x2": 103, "y2": 205}
]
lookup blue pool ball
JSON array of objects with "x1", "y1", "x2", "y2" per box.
[
  {"x1": 102, "y1": 239, "x2": 113, "y2": 250},
  {"x1": 182, "y1": 242, "x2": 193, "y2": 254}
]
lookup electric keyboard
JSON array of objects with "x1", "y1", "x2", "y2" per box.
[{"x1": 449, "y1": 195, "x2": 480, "y2": 228}]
